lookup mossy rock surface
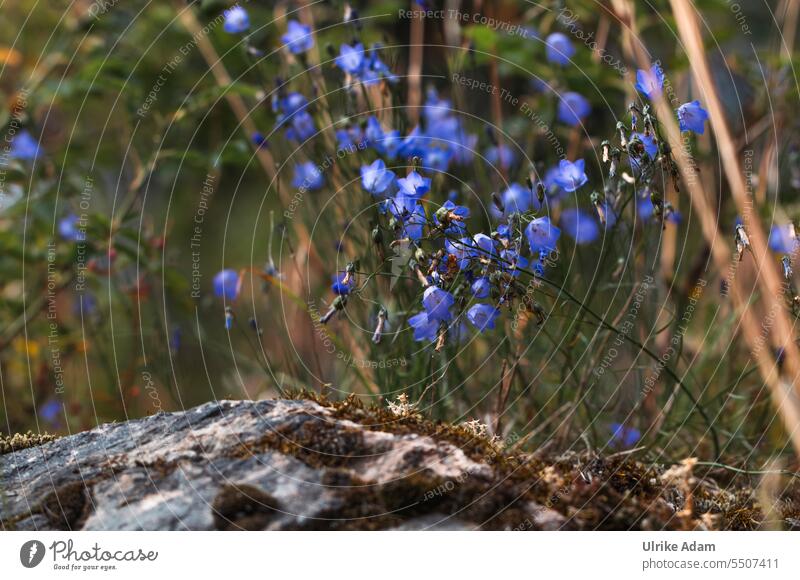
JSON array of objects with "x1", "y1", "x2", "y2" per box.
[{"x1": 1, "y1": 396, "x2": 798, "y2": 530}]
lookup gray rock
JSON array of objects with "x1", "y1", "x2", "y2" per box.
[{"x1": 0, "y1": 399, "x2": 553, "y2": 530}]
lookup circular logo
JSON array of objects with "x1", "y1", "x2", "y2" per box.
[{"x1": 19, "y1": 540, "x2": 46, "y2": 568}]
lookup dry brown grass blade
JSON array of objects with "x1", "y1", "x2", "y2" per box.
[
  {"x1": 607, "y1": 0, "x2": 800, "y2": 458},
  {"x1": 668, "y1": 0, "x2": 800, "y2": 458}
]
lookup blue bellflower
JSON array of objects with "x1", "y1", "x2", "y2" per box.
[
  {"x1": 213, "y1": 269, "x2": 240, "y2": 300},
  {"x1": 360, "y1": 159, "x2": 395, "y2": 195},
  {"x1": 525, "y1": 216, "x2": 561, "y2": 255},
  {"x1": 223, "y1": 6, "x2": 249, "y2": 34},
  {"x1": 58, "y1": 214, "x2": 87, "y2": 242},
  {"x1": 677, "y1": 100, "x2": 709, "y2": 134},
  {"x1": 560, "y1": 208, "x2": 600, "y2": 244},
  {"x1": 292, "y1": 162, "x2": 323, "y2": 191},
  {"x1": 422, "y1": 286, "x2": 455, "y2": 322},
  {"x1": 557, "y1": 92, "x2": 591, "y2": 126},
  {"x1": 282, "y1": 20, "x2": 314, "y2": 54},
  {"x1": 554, "y1": 159, "x2": 588, "y2": 192},
  {"x1": 545, "y1": 32, "x2": 575, "y2": 65},
  {"x1": 10, "y1": 130, "x2": 41, "y2": 160},
  {"x1": 409, "y1": 311, "x2": 439, "y2": 342},
  {"x1": 466, "y1": 304, "x2": 500, "y2": 331},
  {"x1": 635, "y1": 65, "x2": 665, "y2": 99}
]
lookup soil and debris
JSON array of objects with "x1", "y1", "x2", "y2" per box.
[{"x1": 1, "y1": 393, "x2": 798, "y2": 531}]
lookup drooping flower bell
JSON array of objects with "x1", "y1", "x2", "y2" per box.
[
  {"x1": 223, "y1": 6, "x2": 250, "y2": 34},
  {"x1": 282, "y1": 20, "x2": 314, "y2": 54}
]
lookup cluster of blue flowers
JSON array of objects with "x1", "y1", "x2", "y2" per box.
[{"x1": 209, "y1": 5, "x2": 720, "y2": 349}]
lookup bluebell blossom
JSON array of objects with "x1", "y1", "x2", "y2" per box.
[
  {"x1": 58, "y1": 214, "x2": 87, "y2": 242},
  {"x1": 471, "y1": 277, "x2": 490, "y2": 298},
  {"x1": 10, "y1": 130, "x2": 40, "y2": 160},
  {"x1": 677, "y1": 100, "x2": 709, "y2": 134},
  {"x1": 610, "y1": 422, "x2": 641, "y2": 448},
  {"x1": 423, "y1": 286, "x2": 455, "y2": 322},
  {"x1": 525, "y1": 216, "x2": 561, "y2": 254},
  {"x1": 485, "y1": 144, "x2": 517, "y2": 170},
  {"x1": 769, "y1": 224, "x2": 799, "y2": 253},
  {"x1": 335, "y1": 43, "x2": 365, "y2": 74},
  {"x1": 545, "y1": 32, "x2": 575, "y2": 65},
  {"x1": 560, "y1": 208, "x2": 600, "y2": 244},
  {"x1": 223, "y1": 6, "x2": 250, "y2": 34},
  {"x1": 500, "y1": 249, "x2": 529, "y2": 277},
  {"x1": 409, "y1": 311, "x2": 439, "y2": 342},
  {"x1": 292, "y1": 162, "x2": 323, "y2": 191},
  {"x1": 473, "y1": 233, "x2": 498, "y2": 259},
  {"x1": 553, "y1": 159, "x2": 588, "y2": 192},
  {"x1": 466, "y1": 304, "x2": 500, "y2": 331},
  {"x1": 214, "y1": 269, "x2": 240, "y2": 300},
  {"x1": 282, "y1": 20, "x2": 314, "y2": 54},
  {"x1": 635, "y1": 65, "x2": 665, "y2": 99},
  {"x1": 632, "y1": 132, "x2": 658, "y2": 157},
  {"x1": 557, "y1": 91, "x2": 591, "y2": 126},
  {"x1": 397, "y1": 170, "x2": 431, "y2": 199},
  {"x1": 398, "y1": 203, "x2": 427, "y2": 241},
  {"x1": 494, "y1": 183, "x2": 539, "y2": 218},
  {"x1": 285, "y1": 110, "x2": 316, "y2": 142},
  {"x1": 422, "y1": 147, "x2": 453, "y2": 172},
  {"x1": 434, "y1": 200, "x2": 469, "y2": 235},
  {"x1": 360, "y1": 159, "x2": 395, "y2": 195},
  {"x1": 39, "y1": 400, "x2": 62, "y2": 425},
  {"x1": 446, "y1": 237, "x2": 476, "y2": 270},
  {"x1": 251, "y1": 132, "x2": 267, "y2": 147},
  {"x1": 331, "y1": 273, "x2": 354, "y2": 295}
]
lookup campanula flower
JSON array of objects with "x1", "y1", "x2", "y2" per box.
[
  {"x1": 445, "y1": 237, "x2": 476, "y2": 270},
  {"x1": 335, "y1": 43, "x2": 366, "y2": 74},
  {"x1": 525, "y1": 216, "x2": 561, "y2": 254},
  {"x1": 422, "y1": 286, "x2": 455, "y2": 322},
  {"x1": 10, "y1": 130, "x2": 41, "y2": 160},
  {"x1": 285, "y1": 110, "x2": 316, "y2": 142},
  {"x1": 223, "y1": 6, "x2": 250, "y2": 34},
  {"x1": 610, "y1": 422, "x2": 641, "y2": 447},
  {"x1": 292, "y1": 162, "x2": 323, "y2": 191},
  {"x1": 494, "y1": 183, "x2": 539, "y2": 218},
  {"x1": 39, "y1": 399, "x2": 62, "y2": 425},
  {"x1": 500, "y1": 249, "x2": 529, "y2": 277},
  {"x1": 433, "y1": 200, "x2": 469, "y2": 235},
  {"x1": 631, "y1": 132, "x2": 658, "y2": 157},
  {"x1": 466, "y1": 304, "x2": 500, "y2": 331},
  {"x1": 560, "y1": 208, "x2": 600, "y2": 244},
  {"x1": 397, "y1": 170, "x2": 431, "y2": 199},
  {"x1": 473, "y1": 233, "x2": 498, "y2": 259},
  {"x1": 360, "y1": 159, "x2": 395, "y2": 195},
  {"x1": 677, "y1": 100, "x2": 709, "y2": 134},
  {"x1": 251, "y1": 132, "x2": 267, "y2": 147},
  {"x1": 331, "y1": 273, "x2": 354, "y2": 295},
  {"x1": 485, "y1": 144, "x2": 517, "y2": 170},
  {"x1": 471, "y1": 277, "x2": 491, "y2": 298},
  {"x1": 422, "y1": 147, "x2": 453, "y2": 172},
  {"x1": 58, "y1": 214, "x2": 87, "y2": 242},
  {"x1": 545, "y1": 32, "x2": 575, "y2": 65},
  {"x1": 635, "y1": 65, "x2": 665, "y2": 99},
  {"x1": 769, "y1": 224, "x2": 799, "y2": 253},
  {"x1": 409, "y1": 311, "x2": 439, "y2": 342},
  {"x1": 557, "y1": 91, "x2": 591, "y2": 126},
  {"x1": 282, "y1": 20, "x2": 314, "y2": 54},
  {"x1": 553, "y1": 159, "x2": 588, "y2": 192},
  {"x1": 213, "y1": 269, "x2": 240, "y2": 300}
]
